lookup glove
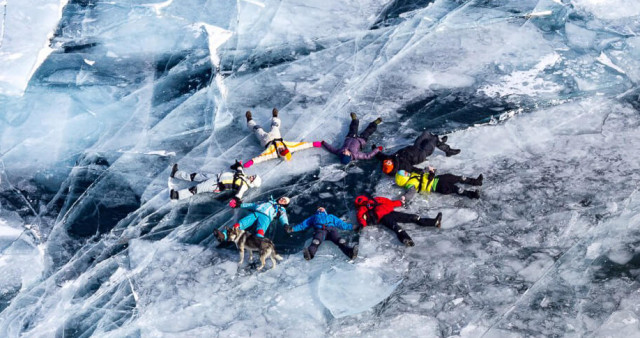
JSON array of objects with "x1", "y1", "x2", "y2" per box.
[
  {"x1": 376, "y1": 146, "x2": 383, "y2": 151},
  {"x1": 371, "y1": 144, "x2": 377, "y2": 150},
  {"x1": 313, "y1": 141, "x2": 322, "y2": 148},
  {"x1": 228, "y1": 198, "x2": 239, "y2": 208},
  {"x1": 230, "y1": 160, "x2": 243, "y2": 171},
  {"x1": 284, "y1": 225, "x2": 293, "y2": 233},
  {"x1": 243, "y1": 160, "x2": 254, "y2": 168}
]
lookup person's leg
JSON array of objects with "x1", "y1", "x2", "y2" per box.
[
  {"x1": 248, "y1": 119, "x2": 270, "y2": 147},
  {"x1": 434, "y1": 174, "x2": 463, "y2": 195},
  {"x1": 358, "y1": 121, "x2": 378, "y2": 141},
  {"x1": 380, "y1": 213, "x2": 414, "y2": 247},
  {"x1": 413, "y1": 131, "x2": 436, "y2": 147},
  {"x1": 347, "y1": 118, "x2": 360, "y2": 138},
  {"x1": 417, "y1": 133, "x2": 439, "y2": 160},
  {"x1": 252, "y1": 214, "x2": 271, "y2": 238},
  {"x1": 326, "y1": 228, "x2": 355, "y2": 258},
  {"x1": 267, "y1": 117, "x2": 282, "y2": 141},
  {"x1": 192, "y1": 177, "x2": 221, "y2": 196},
  {"x1": 304, "y1": 230, "x2": 326, "y2": 260},
  {"x1": 172, "y1": 169, "x2": 207, "y2": 182}
]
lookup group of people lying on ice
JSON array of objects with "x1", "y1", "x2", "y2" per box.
[{"x1": 169, "y1": 108, "x2": 483, "y2": 269}]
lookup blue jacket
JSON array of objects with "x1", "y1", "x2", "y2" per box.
[
  {"x1": 240, "y1": 199, "x2": 289, "y2": 226},
  {"x1": 291, "y1": 211, "x2": 353, "y2": 232}
]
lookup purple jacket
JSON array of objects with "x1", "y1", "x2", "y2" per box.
[{"x1": 323, "y1": 137, "x2": 381, "y2": 160}]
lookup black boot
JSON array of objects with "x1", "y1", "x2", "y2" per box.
[
  {"x1": 417, "y1": 213, "x2": 440, "y2": 227},
  {"x1": 170, "y1": 164, "x2": 178, "y2": 178},
  {"x1": 437, "y1": 142, "x2": 460, "y2": 157},
  {"x1": 463, "y1": 174, "x2": 483, "y2": 186},
  {"x1": 396, "y1": 229, "x2": 414, "y2": 247},
  {"x1": 349, "y1": 245, "x2": 359, "y2": 259},
  {"x1": 170, "y1": 189, "x2": 179, "y2": 200},
  {"x1": 303, "y1": 247, "x2": 313, "y2": 260},
  {"x1": 373, "y1": 117, "x2": 382, "y2": 125},
  {"x1": 461, "y1": 190, "x2": 480, "y2": 199},
  {"x1": 434, "y1": 212, "x2": 442, "y2": 228},
  {"x1": 189, "y1": 186, "x2": 197, "y2": 195},
  {"x1": 272, "y1": 107, "x2": 278, "y2": 117},
  {"x1": 350, "y1": 112, "x2": 357, "y2": 120},
  {"x1": 440, "y1": 135, "x2": 448, "y2": 143},
  {"x1": 245, "y1": 110, "x2": 252, "y2": 122}
]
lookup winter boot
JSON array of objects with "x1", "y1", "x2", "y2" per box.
[
  {"x1": 303, "y1": 247, "x2": 313, "y2": 260},
  {"x1": 373, "y1": 117, "x2": 382, "y2": 125},
  {"x1": 189, "y1": 186, "x2": 198, "y2": 195},
  {"x1": 462, "y1": 174, "x2": 483, "y2": 186},
  {"x1": 461, "y1": 190, "x2": 480, "y2": 199},
  {"x1": 436, "y1": 142, "x2": 461, "y2": 157},
  {"x1": 272, "y1": 107, "x2": 279, "y2": 117},
  {"x1": 417, "y1": 214, "x2": 439, "y2": 227},
  {"x1": 396, "y1": 229, "x2": 414, "y2": 247},
  {"x1": 170, "y1": 164, "x2": 178, "y2": 178},
  {"x1": 440, "y1": 135, "x2": 448, "y2": 143},
  {"x1": 434, "y1": 212, "x2": 442, "y2": 228},
  {"x1": 245, "y1": 110, "x2": 252, "y2": 122},
  {"x1": 350, "y1": 244, "x2": 359, "y2": 260},
  {"x1": 170, "y1": 189, "x2": 179, "y2": 200},
  {"x1": 350, "y1": 112, "x2": 357, "y2": 120},
  {"x1": 213, "y1": 229, "x2": 226, "y2": 242}
]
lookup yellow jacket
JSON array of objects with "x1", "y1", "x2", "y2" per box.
[
  {"x1": 394, "y1": 170, "x2": 438, "y2": 193},
  {"x1": 251, "y1": 140, "x2": 315, "y2": 165}
]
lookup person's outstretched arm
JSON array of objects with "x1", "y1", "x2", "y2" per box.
[
  {"x1": 291, "y1": 216, "x2": 314, "y2": 232},
  {"x1": 328, "y1": 215, "x2": 353, "y2": 231},
  {"x1": 321, "y1": 141, "x2": 341, "y2": 155}
]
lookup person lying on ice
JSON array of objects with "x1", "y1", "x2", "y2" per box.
[
  {"x1": 376, "y1": 131, "x2": 460, "y2": 176},
  {"x1": 285, "y1": 206, "x2": 358, "y2": 260},
  {"x1": 169, "y1": 161, "x2": 262, "y2": 207},
  {"x1": 354, "y1": 195, "x2": 442, "y2": 247},
  {"x1": 321, "y1": 112, "x2": 383, "y2": 165},
  {"x1": 243, "y1": 108, "x2": 322, "y2": 168},
  {"x1": 395, "y1": 167, "x2": 483, "y2": 200},
  {"x1": 214, "y1": 196, "x2": 290, "y2": 242}
]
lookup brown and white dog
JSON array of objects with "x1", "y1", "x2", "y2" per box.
[{"x1": 225, "y1": 227, "x2": 283, "y2": 271}]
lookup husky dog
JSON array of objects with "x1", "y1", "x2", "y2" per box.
[{"x1": 225, "y1": 227, "x2": 283, "y2": 270}]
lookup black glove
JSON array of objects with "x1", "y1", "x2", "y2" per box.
[
  {"x1": 230, "y1": 160, "x2": 243, "y2": 171},
  {"x1": 371, "y1": 144, "x2": 377, "y2": 150},
  {"x1": 284, "y1": 225, "x2": 293, "y2": 233}
]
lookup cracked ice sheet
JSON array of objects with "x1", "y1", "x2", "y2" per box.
[{"x1": 0, "y1": 0, "x2": 66, "y2": 96}]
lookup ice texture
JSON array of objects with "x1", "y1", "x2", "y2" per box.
[{"x1": 1, "y1": 0, "x2": 640, "y2": 337}]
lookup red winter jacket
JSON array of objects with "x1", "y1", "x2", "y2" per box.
[{"x1": 354, "y1": 195, "x2": 403, "y2": 228}]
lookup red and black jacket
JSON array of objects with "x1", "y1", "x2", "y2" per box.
[{"x1": 354, "y1": 195, "x2": 403, "y2": 228}]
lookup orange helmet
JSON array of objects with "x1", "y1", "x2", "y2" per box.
[{"x1": 382, "y1": 159, "x2": 394, "y2": 174}]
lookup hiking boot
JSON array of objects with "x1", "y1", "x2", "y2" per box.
[
  {"x1": 170, "y1": 164, "x2": 178, "y2": 178},
  {"x1": 462, "y1": 190, "x2": 480, "y2": 199},
  {"x1": 170, "y1": 189, "x2": 179, "y2": 200},
  {"x1": 440, "y1": 135, "x2": 448, "y2": 143},
  {"x1": 350, "y1": 112, "x2": 357, "y2": 120},
  {"x1": 303, "y1": 248, "x2": 313, "y2": 260},
  {"x1": 403, "y1": 238, "x2": 415, "y2": 247},
  {"x1": 245, "y1": 110, "x2": 252, "y2": 122},
  {"x1": 373, "y1": 117, "x2": 382, "y2": 125},
  {"x1": 189, "y1": 186, "x2": 197, "y2": 195},
  {"x1": 463, "y1": 174, "x2": 483, "y2": 186},
  {"x1": 436, "y1": 142, "x2": 460, "y2": 157},
  {"x1": 350, "y1": 244, "x2": 359, "y2": 260},
  {"x1": 272, "y1": 107, "x2": 278, "y2": 117},
  {"x1": 434, "y1": 212, "x2": 442, "y2": 228},
  {"x1": 213, "y1": 229, "x2": 226, "y2": 242}
]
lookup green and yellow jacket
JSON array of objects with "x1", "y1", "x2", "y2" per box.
[{"x1": 394, "y1": 170, "x2": 438, "y2": 193}]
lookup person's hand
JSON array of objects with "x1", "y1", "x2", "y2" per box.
[
  {"x1": 313, "y1": 141, "x2": 322, "y2": 148},
  {"x1": 401, "y1": 195, "x2": 406, "y2": 206},
  {"x1": 376, "y1": 146, "x2": 383, "y2": 151},
  {"x1": 371, "y1": 144, "x2": 377, "y2": 150},
  {"x1": 428, "y1": 166, "x2": 435, "y2": 173},
  {"x1": 243, "y1": 160, "x2": 254, "y2": 168},
  {"x1": 229, "y1": 199, "x2": 239, "y2": 208},
  {"x1": 284, "y1": 225, "x2": 293, "y2": 233}
]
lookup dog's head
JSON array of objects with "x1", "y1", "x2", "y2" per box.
[{"x1": 225, "y1": 226, "x2": 244, "y2": 243}]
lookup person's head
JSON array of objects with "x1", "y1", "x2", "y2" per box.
[
  {"x1": 340, "y1": 153, "x2": 352, "y2": 165},
  {"x1": 317, "y1": 206, "x2": 326, "y2": 213},
  {"x1": 250, "y1": 175, "x2": 262, "y2": 187},
  {"x1": 278, "y1": 196, "x2": 290, "y2": 207},
  {"x1": 278, "y1": 146, "x2": 291, "y2": 161},
  {"x1": 397, "y1": 170, "x2": 408, "y2": 177},
  {"x1": 354, "y1": 195, "x2": 370, "y2": 206},
  {"x1": 382, "y1": 159, "x2": 394, "y2": 174}
]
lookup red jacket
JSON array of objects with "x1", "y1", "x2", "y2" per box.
[{"x1": 354, "y1": 195, "x2": 403, "y2": 227}]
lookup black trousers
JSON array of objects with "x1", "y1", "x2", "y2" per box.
[
  {"x1": 308, "y1": 228, "x2": 352, "y2": 258},
  {"x1": 435, "y1": 174, "x2": 466, "y2": 195},
  {"x1": 347, "y1": 119, "x2": 378, "y2": 141},
  {"x1": 395, "y1": 131, "x2": 439, "y2": 165},
  {"x1": 379, "y1": 211, "x2": 418, "y2": 243}
]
